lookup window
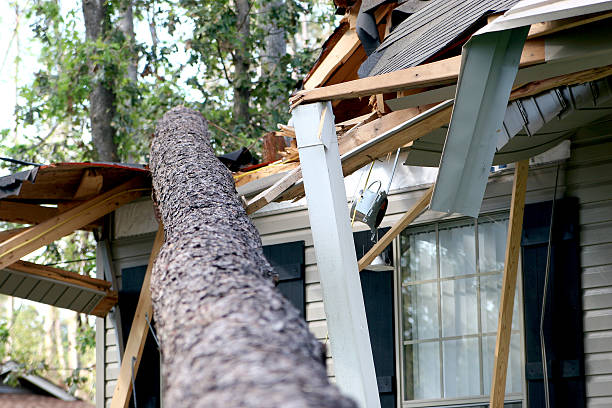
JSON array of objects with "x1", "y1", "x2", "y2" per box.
[{"x1": 397, "y1": 215, "x2": 524, "y2": 406}]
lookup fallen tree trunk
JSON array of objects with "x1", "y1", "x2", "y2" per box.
[{"x1": 149, "y1": 106, "x2": 355, "y2": 408}]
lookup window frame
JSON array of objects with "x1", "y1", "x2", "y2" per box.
[{"x1": 393, "y1": 212, "x2": 527, "y2": 408}]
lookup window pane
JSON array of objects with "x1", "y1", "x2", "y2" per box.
[
  {"x1": 440, "y1": 224, "x2": 476, "y2": 278},
  {"x1": 401, "y1": 230, "x2": 436, "y2": 282},
  {"x1": 483, "y1": 333, "x2": 522, "y2": 394},
  {"x1": 404, "y1": 342, "x2": 441, "y2": 400},
  {"x1": 441, "y1": 277, "x2": 478, "y2": 337},
  {"x1": 442, "y1": 337, "x2": 480, "y2": 397},
  {"x1": 480, "y1": 274, "x2": 520, "y2": 334},
  {"x1": 479, "y1": 219, "x2": 508, "y2": 272},
  {"x1": 402, "y1": 283, "x2": 439, "y2": 340}
]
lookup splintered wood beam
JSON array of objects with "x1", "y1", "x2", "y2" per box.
[
  {"x1": 290, "y1": 39, "x2": 544, "y2": 106},
  {"x1": 358, "y1": 186, "x2": 433, "y2": 271},
  {"x1": 489, "y1": 160, "x2": 529, "y2": 408},
  {"x1": 246, "y1": 167, "x2": 302, "y2": 215},
  {"x1": 0, "y1": 178, "x2": 148, "y2": 270},
  {"x1": 110, "y1": 225, "x2": 164, "y2": 408},
  {"x1": 73, "y1": 169, "x2": 104, "y2": 200},
  {"x1": 7, "y1": 260, "x2": 118, "y2": 317}
]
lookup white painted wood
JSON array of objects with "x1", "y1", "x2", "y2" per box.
[{"x1": 293, "y1": 101, "x2": 380, "y2": 408}]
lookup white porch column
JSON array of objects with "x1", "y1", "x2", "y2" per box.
[{"x1": 292, "y1": 102, "x2": 380, "y2": 408}]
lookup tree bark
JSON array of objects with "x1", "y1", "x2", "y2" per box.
[
  {"x1": 83, "y1": 0, "x2": 119, "y2": 162},
  {"x1": 118, "y1": 0, "x2": 137, "y2": 83},
  {"x1": 233, "y1": 0, "x2": 251, "y2": 126},
  {"x1": 149, "y1": 106, "x2": 356, "y2": 408}
]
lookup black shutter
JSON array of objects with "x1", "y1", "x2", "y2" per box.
[
  {"x1": 354, "y1": 229, "x2": 396, "y2": 408},
  {"x1": 521, "y1": 197, "x2": 585, "y2": 408},
  {"x1": 119, "y1": 265, "x2": 161, "y2": 408},
  {"x1": 262, "y1": 241, "x2": 306, "y2": 318}
]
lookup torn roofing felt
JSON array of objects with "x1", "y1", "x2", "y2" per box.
[
  {"x1": 0, "y1": 167, "x2": 38, "y2": 200},
  {"x1": 358, "y1": 0, "x2": 520, "y2": 78}
]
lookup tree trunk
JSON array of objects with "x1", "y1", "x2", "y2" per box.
[
  {"x1": 233, "y1": 0, "x2": 251, "y2": 126},
  {"x1": 118, "y1": 0, "x2": 137, "y2": 83},
  {"x1": 149, "y1": 106, "x2": 356, "y2": 408},
  {"x1": 262, "y1": 0, "x2": 287, "y2": 130},
  {"x1": 83, "y1": 0, "x2": 119, "y2": 162}
]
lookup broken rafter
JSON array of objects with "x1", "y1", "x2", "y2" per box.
[
  {"x1": 290, "y1": 39, "x2": 544, "y2": 107},
  {"x1": 0, "y1": 178, "x2": 149, "y2": 270}
]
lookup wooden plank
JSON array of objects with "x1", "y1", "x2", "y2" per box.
[
  {"x1": 110, "y1": 225, "x2": 164, "y2": 408},
  {"x1": 0, "y1": 227, "x2": 30, "y2": 243},
  {"x1": 489, "y1": 160, "x2": 529, "y2": 408},
  {"x1": 73, "y1": 169, "x2": 104, "y2": 199},
  {"x1": 357, "y1": 186, "x2": 433, "y2": 271},
  {"x1": 291, "y1": 40, "x2": 544, "y2": 106},
  {"x1": 246, "y1": 167, "x2": 303, "y2": 215},
  {"x1": 303, "y1": 1, "x2": 392, "y2": 90},
  {"x1": 0, "y1": 202, "x2": 58, "y2": 224},
  {"x1": 0, "y1": 178, "x2": 148, "y2": 270},
  {"x1": 90, "y1": 292, "x2": 119, "y2": 318}
]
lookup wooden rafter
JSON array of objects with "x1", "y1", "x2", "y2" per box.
[
  {"x1": 0, "y1": 202, "x2": 58, "y2": 225},
  {"x1": 290, "y1": 39, "x2": 544, "y2": 107},
  {"x1": 0, "y1": 178, "x2": 148, "y2": 270},
  {"x1": 73, "y1": 169, "x2": 104, "y2": 200},
  {"x1": 489, "y1": 160, "x2": 529, "y2": 408},
  {"x1": 110, "y1": 225, "x2": 164, "y2": 408}
]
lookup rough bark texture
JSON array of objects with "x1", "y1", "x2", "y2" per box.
[
  {"x1": 233, "y1": 0, "x2": 251, "y2": 125},
  {"x1": 149, "y1": 106, "x2": 356, "y2": 408},
  {"x1": 83, "y1": 0, "x2": 119, "y2": 162}
]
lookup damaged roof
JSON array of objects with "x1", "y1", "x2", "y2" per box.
[{"x1": 358, "y1": 0, "x2": 521, "y2": 77}]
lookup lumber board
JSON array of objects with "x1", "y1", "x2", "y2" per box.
[
  {"x1": 246, "y1": 167, "x2": 302, "y2": 215},
  {"x1": 358, "y1": 186, "x2": 433, "y2": 271},
  {"x1": 0, "y1": 202, "x2": 59, "y2": 225},
  {"x1": 0, "y1": 178, "x2": 148, "y2": 270},
  {"x1": 0, "y1": 227, "x2": 31, "y2": 242},
  {"x1": 489, "y1": 160, "x2": 528, "y2": 408},
  {"x1": 89, "y1": 292, "x2": 120, "y2": 318},
  {"x1": 110, "y1": 225, "x2": 164, "y2": 408},
  {"x1": 73, "y1": 169, "x2": 104, "y2": 199},
  {"x1": 290, "y1": 39, "x2": 544, "y2": 106},
  {"x1": 303, "y1": 2, "x2": 392, "y2": 90}
]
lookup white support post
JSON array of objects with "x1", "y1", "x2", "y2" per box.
[{"x1": 293, "y1": 102, "x2": 380, "y2": 408}]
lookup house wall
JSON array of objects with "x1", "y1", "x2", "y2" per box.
[{"x1": 96, "y1": 122, "x2": 612, "y2": 407}]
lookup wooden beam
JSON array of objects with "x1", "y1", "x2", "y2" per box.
[
  {"x1": 0, "y1": 227, "x2": 30, "y2": 242},
  {"x1": 0, "y1": 202, "x2": 58, "y2": 225},
  {"x1": 73, "y1": 169, "x2": 104, "y2": 200},
  {"x1": 110, "y1": 225, "x2": 164, "y2": 408},
  {"x1": 489, "y1": 160, "x2": 529, "y2": 408},
  {"x1": 246, "y1": 167, "x2": 302, "y2": 215},
  {"x1": 303, "y1": 2, "x2": 392, "y2": 90},
  {"x1": 291, "y1": 39, "x2": 544, "y2": 106},
  {"x1": 0, "y1": 178, "x2": 148, "y2": 270},
  {"x1": 358, "y1": 186, "x2": 433, "y2": 271}
]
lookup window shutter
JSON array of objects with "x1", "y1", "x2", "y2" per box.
[
  {"x1": 119, "y1": 265, "x2": 161, "y2": 408},
  {"x1": 354, "y1": 229, "x2": 396, "y2": 408},
  {"x1": 262, "y1": 241, "x2": 306, "y2": 318},
  {"x1": 521, "y1": 197, "x2": 585, "y2": 407}
]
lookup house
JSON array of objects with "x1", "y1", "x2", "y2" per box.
[{"x1": 2, "y1": 1, "x2": 612, "y2": 408}]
